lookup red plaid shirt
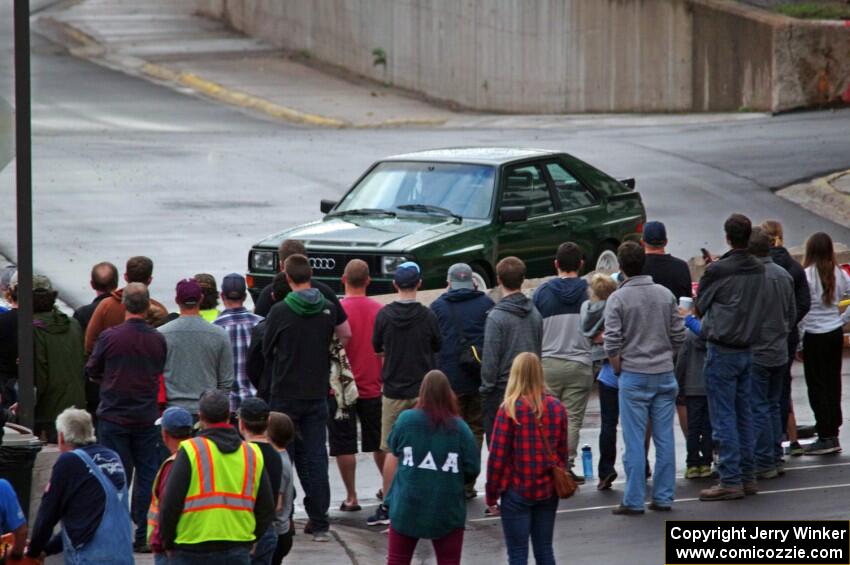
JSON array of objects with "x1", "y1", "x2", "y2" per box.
[{"x1": 486, "y1": 395, "x2": 568, "y2": 507}]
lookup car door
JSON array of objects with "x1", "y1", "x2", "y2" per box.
[
  {"x1": 495, "y1": 162, "x2": 563, "y2": 278},
  {"x1": 541, "y1": 159, "x2": 607, "y2": 270}
]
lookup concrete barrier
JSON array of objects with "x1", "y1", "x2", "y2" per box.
[{"x1": 196, "y1": 0, "x2": 850, "y2": 113}]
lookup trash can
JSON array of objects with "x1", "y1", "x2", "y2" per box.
[{"x1": 0, "y1": 424, "x2": 42, "y2": 519}]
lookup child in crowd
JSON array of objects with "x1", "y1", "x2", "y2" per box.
[
  {"x1": 581, "y1": 273, "x2": 620, "y2": 491},
  {"x1": 267, "y1": 411, "x2": 296, "y2": 565},
  {"x1": 675, "y1": 305, "x2": 712, "y2": 479}
]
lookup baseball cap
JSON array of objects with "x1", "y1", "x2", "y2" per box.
[
  {"x1": 221, "y1": 273, "x2": 247, "y2": 299},
  {"x1": 238, "y1": 397, "x2": 270, "y2": 423},
  {"x1": 393, "y1": 261, "x2": 421, "y2": 289},
  {"x1": 447, "y1": 263, "x2": 475, "y2": 291},
  {"x1": 175, "y1": 278, "x2": 203, "y2": 305},
  {"x1": 155, "y1": 406, "x2": 193, "y2": 435},
  {"x1": 643, "y1": 221, "x2": 667, "y2": 246}
]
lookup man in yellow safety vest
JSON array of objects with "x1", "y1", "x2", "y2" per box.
[{"x1": 158, "y1": 390, "x2": 275, "y2": 564}]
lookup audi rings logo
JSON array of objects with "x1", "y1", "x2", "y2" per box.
[{"x1": 309, "y1": 257, "x2": 337, "y2": 270}]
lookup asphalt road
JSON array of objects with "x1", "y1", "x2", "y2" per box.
[
  {"x1": 3, "y1": 9, "x2": 850, "y2": 565},
  {"x1": 3, "y1": 9, "x2": 850, "y2": 310}
]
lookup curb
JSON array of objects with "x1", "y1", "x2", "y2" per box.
[
  {"x1": 776, "y1": 169, "x2": 850, "y2": 230},
  {"x1": 41, "y1": 14, "x2": 447, "y2": 129},
  {"x1": 140, "y1": 63, "x2": 348, "y2": 128}
]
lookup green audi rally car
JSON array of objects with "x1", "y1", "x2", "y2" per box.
[{"x1": 247, "y1": 147, "x2": 646, "y2": 297}]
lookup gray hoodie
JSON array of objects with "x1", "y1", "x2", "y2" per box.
[
  {"x1": 580, "y1": 299, "x2": 607, "y2": 362},
  {"x1": 603, "y1": 275, "x2": 685, "y2": 374},
  {"x1": 479, "y1": 292, "x2": 543, "y2": 395}
]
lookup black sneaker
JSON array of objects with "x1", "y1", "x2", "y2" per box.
[
  {"x1": 569, "y1": 470, "x2": 586, "y2": 485},
  {"x1": 804, "y1": 437, "x2": 841, "y2": 455},
  {"x1": 367, "y1": 504, "x2": 390, "y2": 526}
]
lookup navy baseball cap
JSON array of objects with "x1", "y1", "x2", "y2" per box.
[
  {"x1": 156, "y1": 406, "x2": 193, "y2": 435},
  {"x1": 393, "y1": 261, "x2": 421, "y2": 289},
  {"x1": 643, "y1": 221, "x2": 667, "y2": 246},
  {"x1": 221, "y1": 273, "x2": 247, "y2": 299}
]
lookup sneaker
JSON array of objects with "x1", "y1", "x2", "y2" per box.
[
  {"x1": 612, "y1": 504, "x2": 644, "y2": 516},
  {"x1": 367, "y1": 504, "x2": 390, "y2": 526},
  {"x1": 776, "y1": 462, "x2": 786, "y2": 476},
  {"x1": 684, "y1": 466, "x2": 701, "y2": 479},
  {"x1": 804, "y1": 437, "x2": 841, "y2": 455},
  {"x1": 788, "y1": 441, "x2": 804, "y2": 457},
  {"x1": 698, "y1": 465, "x2": 713, "y2": 478},
  {"x1": 743, "y1": 481, "x2": 759, "y2": 496},
  {"x1": 699, "y1": 484, "x2": 745, "y2": 501},
  {"x1": 648, "y1": 502, "x2": 672, "y2": 512},
  {"x1": 597, "y1": 471, "x2": 617, "y2": 491},
  {"x1": 465, "y1": 487, "x2": 478, "y2": 500},
  {"x1": 569, "y1": 470, "x2": 586, "y2": 485},
  {"x1": 756, "y1": 468, "x2": 778, "y2": 480},
  {"x1": 313, "y1": 531, "x2": 331, "y2": 543}
]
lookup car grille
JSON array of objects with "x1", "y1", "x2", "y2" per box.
[
  {"x1": 317, "y1": 277, "x2": 394, "y2": 297},
  {"x1": 306, "y1": 253, "x2": 381, "y2": 278}
]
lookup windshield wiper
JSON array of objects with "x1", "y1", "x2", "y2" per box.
[
  {"x1": 327, "y1": 208, "x2": 396, "y2": 218},
  {"x1": 396, "y1": 204, "x2": 462, "y2": 222}
]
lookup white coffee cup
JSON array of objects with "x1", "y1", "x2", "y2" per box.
[{"x1": 679, "y1": 296, "x2": 694, "y2": 311}]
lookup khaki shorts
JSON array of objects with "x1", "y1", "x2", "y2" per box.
[{"x1": 380, "y1": 396, "x2": 418, "y2": 451}]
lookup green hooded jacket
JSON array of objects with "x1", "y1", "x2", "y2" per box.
[
  {"x1": 284, "y1": 288, "x2": 327, "y2": 317},
  {"x1": 33, "y1": 309, "x2": 86, "y2": 427}
]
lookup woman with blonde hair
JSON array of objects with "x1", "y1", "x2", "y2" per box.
[
  {"x1": 800, "y1": 232, "x2": 849, "y2": 455},
  {"x1": 485, "y1": 353, "x2": 568, "y2": 565}
]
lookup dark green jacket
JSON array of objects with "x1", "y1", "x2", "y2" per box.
[
  {"x1": 387, "y1": 409, "x2": 480, "y2": 539},
  {"x1": 34, "y1": 309, "x2": 86, "y2": 426}
]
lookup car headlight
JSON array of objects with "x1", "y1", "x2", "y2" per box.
[
  {"x1": 251, "y1": 250, "x2": 276, "y2": 272},
  {"x1": 381, "y1": 255, "x2": 412, "y2": 276}
]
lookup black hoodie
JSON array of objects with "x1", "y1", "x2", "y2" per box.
[
  {"x1": 159, "y1": 426, "x2": 275, "y2": 552},
  {"x1": 770, "y1": 246, "x2": 811, "y2": 327},
  {"x1": 373, "y1": 301, "x2": 442, "y2": 399}
]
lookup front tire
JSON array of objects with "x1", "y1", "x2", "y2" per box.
[{"x1": 471, "y1": 264, "x2": 491, "y2": 291}]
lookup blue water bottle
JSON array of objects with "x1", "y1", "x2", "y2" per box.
[{"x1": 581, "y1": 444, "x2": 593, "y2": 480}]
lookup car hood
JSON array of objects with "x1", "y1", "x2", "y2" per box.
[{"x1": 257, "y1": 215, "x2": 484, "y2": 251}]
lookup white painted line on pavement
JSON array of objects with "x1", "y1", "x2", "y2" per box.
[{"x1": 468, "y1": 481, "x2": 850, "y2": 523}]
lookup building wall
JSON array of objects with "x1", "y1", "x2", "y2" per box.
[{"x1": 197, "y1": 0, "x2": 850, "y2": 113}]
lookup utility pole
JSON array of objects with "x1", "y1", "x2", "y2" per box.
[{"x1": 15, "y1": 0, "x2": 34, "y2": 430}]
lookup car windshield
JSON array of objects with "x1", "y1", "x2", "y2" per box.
[{"x1": 335, "y1": 161, "x2": 495, "y2": 219}]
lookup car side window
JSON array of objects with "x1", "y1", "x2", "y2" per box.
[
  {"x1": 502, "y1": 164, "x2": 554, "y2": 217},
  {"x1": 546, "y1": 162, "x2": 597, "y2": 210}
]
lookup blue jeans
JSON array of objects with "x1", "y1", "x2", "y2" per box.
[
  {"x1": 97, "y1": 419, "x2": 160, "y2": 544},
  {"x1": 704, "y1": 346, "x2": 754, "y2": 487},
  {"x1": 272, "y1": 398, "x2": 330, "y2": 533},
  {"x1": 499, "y1": 489, "x2": 558, "y2": 565},
  {"x1": 618, "y1": 371, "x2": 678, "y2": 510},
  {"x1": 170, "y1": 547, "x2": 251, "y2": 565},
  {"x1": 751, "y1": 363, "x2": 785, "y2": 471},
  {"x1": 251, "y1": 526, "x2": 278, "y2": 565},
  {"x1": 154, "y1": 554, "x2": 168, "y2": 565},
  {"x1": 598, "y1": 381, "x2": 619, "y2": 479}
]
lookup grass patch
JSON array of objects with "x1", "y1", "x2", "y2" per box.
[{"x1": 775, "y1": 2, "x2": 850, "y2": 19}]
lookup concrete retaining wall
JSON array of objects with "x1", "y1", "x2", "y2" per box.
[{"x1": 197, "y1": 0, "x2": 850, "y2": 113}]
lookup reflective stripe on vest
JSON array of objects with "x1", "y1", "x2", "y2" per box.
[
  {"x1": 174, "y1": 436, "x2": 263, "y2": 545},
  {"x1": 146, "y1": 453, "x2": 177, "y2": 541}
]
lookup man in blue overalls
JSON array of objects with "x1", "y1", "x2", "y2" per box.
[{"x1": 27, "y1": 407, "x2": 134, "y2": 563}]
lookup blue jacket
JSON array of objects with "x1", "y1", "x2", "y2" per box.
[{"x1": 430, "y1": 289, "x2": 494, "y2": 395}]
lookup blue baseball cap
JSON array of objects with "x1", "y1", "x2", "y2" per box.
[
  {"x1": 393, "y1": 261, "x2": 421, "y2": 289},
  {"x1": 221, "y1": 273, "x2": 247, "y2": 299},
  {"x1": 156, "y1": 406, "x2": 193, "y2": 435},
  {"x1": 642, "y1": 221, "x2": 667, "y2": 246}
]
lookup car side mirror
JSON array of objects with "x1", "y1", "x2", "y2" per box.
[
  {"x1": 320, "y1": 199, "x2": 337, "y2": 214},
  {"x1": 499, "y1": 206, "x2": 528, "y2": 223}
]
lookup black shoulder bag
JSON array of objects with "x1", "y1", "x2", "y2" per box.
[{"x1": 449, "y1": 303, "x2": 482, "y2": 375}]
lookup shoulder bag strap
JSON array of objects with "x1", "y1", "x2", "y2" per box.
[{"x1": 533, "y1": 403, "x2": 559, "y2": 469}]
